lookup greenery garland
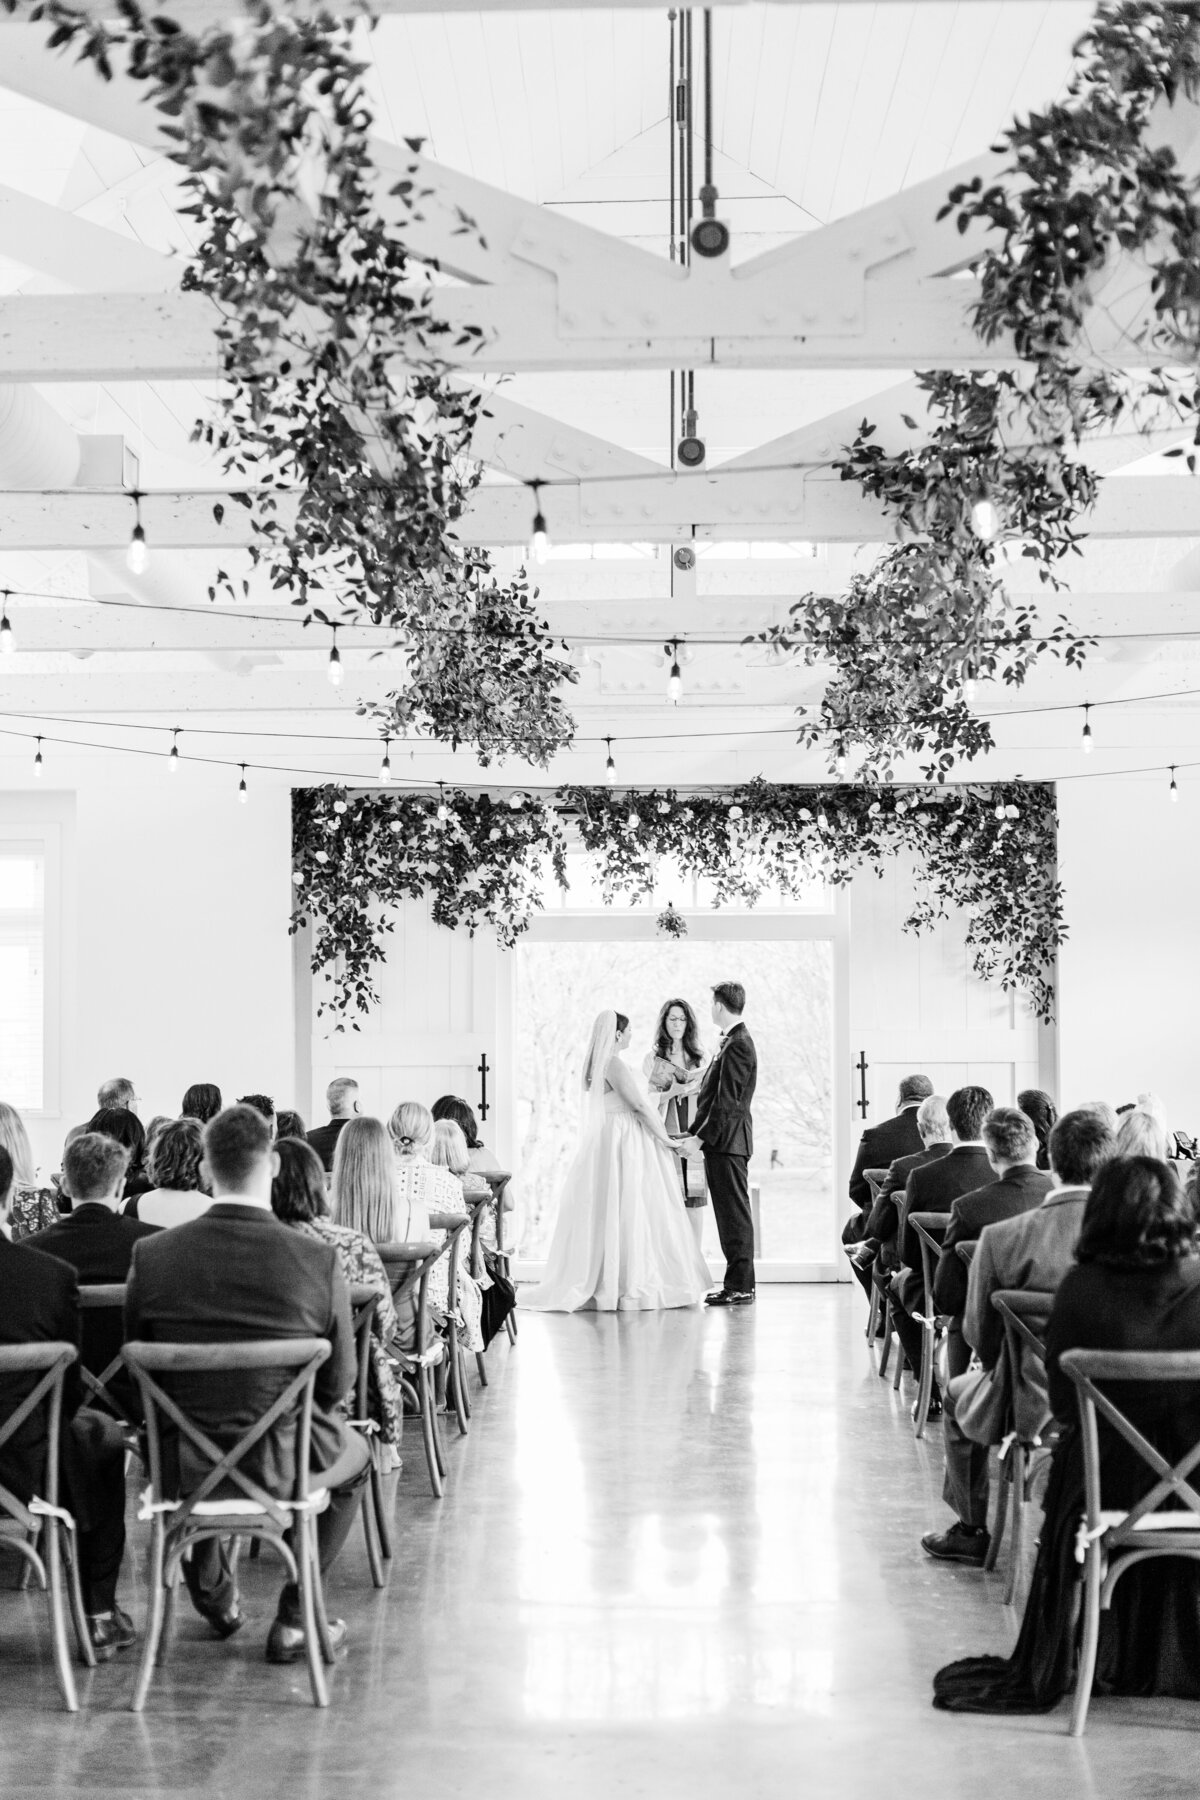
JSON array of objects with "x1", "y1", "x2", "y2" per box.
[
  {"x1": 292, "y1": 779, "x2": 1062, "y2": 1027},
  {"x1": 10, "y1": 0, "x2": 576, "y2": 766},
  {"x1": 761, "y1": 0, "x2": 1199, "y2": 781}
]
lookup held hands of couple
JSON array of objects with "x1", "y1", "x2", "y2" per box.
[{"x1": 670, "y1": 1134, "x2": 702, "y2": 1158}]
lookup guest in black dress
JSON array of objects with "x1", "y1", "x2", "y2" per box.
[{"x1": 933, "y1": 1155, "x2": 1200, "y2": 1712}]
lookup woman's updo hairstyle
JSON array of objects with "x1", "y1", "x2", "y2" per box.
[{"x1": 388, "y1": 1100, "x2": 433, "y2": 1158}]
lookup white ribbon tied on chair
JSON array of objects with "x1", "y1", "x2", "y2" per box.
[
  {"x1": 28, "y1": 1496, "x2": 75, "y2": 1530},
  {"x1": 137, "y1": 1484, "x2": 331, "y2": 1523}
]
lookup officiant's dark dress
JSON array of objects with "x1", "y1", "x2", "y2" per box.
[
  {"x1": 692, "y1": 1021, "x2": 757, "y2": 1295},
  {"x1": 933, "y1": 1256, "x2": 1200, "y2": 1712}
]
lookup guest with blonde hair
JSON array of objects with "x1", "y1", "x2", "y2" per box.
[
  {"x1": 390, "y1": 1101, "x2": 482, "y2": 1356},
  {"x1": 1116, "y1": 1106, "x2": 1169, "y2": 1162},
  {"x1": 332, "y1": 1116, "x2": 410, "y2": 1245},
  {"x1": 0, "y1": 1099, "x2": 57, "y2": 1239}
]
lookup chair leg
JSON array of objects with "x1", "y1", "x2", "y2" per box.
[
  {"x1": 505, "y1": 1308, "x2": 518, "y2": 1343},
  {"x1": 985, "y1": 1457, "x2": 1009, "y2": 1573},
  {"x1": 297, "y1": 1516, "x2": 329, "y2": 1708},
  {"x1": 878, "y1": 1305, "x2": 893, "y2": 1380},
  {"x1": 891, "y1": 1323, "x2": 906, "y2": 1392},
  {"x1": 1003, "y1": 1443, "x2": 1026, "y2": 1607},
  {"x1": 866, "y1": 1281, "x2": 880, "y2": 1343},
  {"x1": 1069, "y1": 1545, "x2": 1103, "y2": 1737},
  {"x1": 913, "y1": 1324, "x2": 934, "y2": 1440},
  {"x1": 476, "y1": 1351, "x2": 488, "y2": 1387},
  {"x1": 448, "y1": 1333, "x2": 469, "y2": 1437},
  {"x1": 63, "y1": 1527, "x2": 95, "y2": 1667},
  {"x1": 418, "y1": 1367, "x2": 444, "y2": 1499},
  {"x1": 361, "y1": 1480, "x2": 384, "y2": 1589},
  {"x1": 130, "y1": 1521, "x2": 167, "y2": 1712},
  {"x1": 44, "y1": 1521, "x2": 79, "y2": 1713},
  {"x1": 370, "y1": 1458, "x2": 392, "y2": 1563}
]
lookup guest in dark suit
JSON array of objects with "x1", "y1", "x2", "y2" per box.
[
  {"x1": 0, "y1": 1147, "x2": 133, "y2": 1657},
  {"x1": 685, "y1": 982, "x2": 757, "y2": 1305},
  {"x1": 850, "y1": 1095, "x2": 951, "y2": 1297},
  {"x1": 885, "y1": 1086, "x2": 995, "y2": 1418},
  {"x1": 844, "y1": 1073, "x2": 933, "y2": 1243},
  {"x1": 28, "y1": 1133, "x2": 159, "y2": 1393},
  {"x1": 923, "y1": 1107, "x2": 1053, "y2": 1563},
  {"x1": 307, "y1": 1078, "x2": 360, "y2": 1173},
  {"x1": 935, "y1": 1157, "x2": 1200, "y2": 1711},
  {"x1": 126, "y1": 1104, "x2": 370, "y2": 1664}
]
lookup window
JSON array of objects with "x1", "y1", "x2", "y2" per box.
[{"x1": 0, "y1": 848, "x2": 45, "y2": 1109}]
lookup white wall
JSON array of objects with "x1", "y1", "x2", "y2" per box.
[
  {"x1": 0, "y1": 770, "x2": 294, "y2": 1176},
  {"x1": 1058, "y1": 774, "x2": 1200, "y2": 1128}
]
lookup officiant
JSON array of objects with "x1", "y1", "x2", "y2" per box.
[{"x1": 644, "y1": 997, "x2": 709, "y2": 1247}]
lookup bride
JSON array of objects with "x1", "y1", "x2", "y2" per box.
[{"x1": 523, "y1": 1009, "x2": 712, "y2": 1313}]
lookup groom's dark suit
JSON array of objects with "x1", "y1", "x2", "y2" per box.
[{"x1": 693, "y1": 1020, "x2": 757, "y2": 1294}]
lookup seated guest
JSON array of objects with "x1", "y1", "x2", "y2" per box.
[
  {"x1": 125, "y1": 1105, "x2": 370, "y2": 1662},
  {"x1": 854, "y1": 1094, "x2": 950, "y2": 1297},
  {"x1": 0, "y1": 1146, "x2": 135, "y2": 1658},
  {"x1": 929, "y1": 1108, "x2": 1118, "y2": 1568},
  {"x1": 276, "y1": 1110, "x2": 306, "y2": 1142},
  {"x1": 0, "y1": 1098, "x2": 59, "y2": 1239},
  {"x1": 181, "y1": 1083, "x2": 222, "y2": 1124},
  {"x1": 97, "y1": 1077, "x2": 137, "y2": 1113},
  {"x1": 1115, "y1": 1105, "x2": 1169, "y2": 1161},
  {"x1": 843, "y1": 1073, "x2": 932, "y2": 1245},
  {"x1": 1078, "y1": 1099, "x2": 1119, "y2": 1133},
  {"x1": 142, "y1": 1115, "x2": 172, "y2": 1167},
  {"x1": 886, "y1": 1086, "x2": 995, "y2": 1418},
  {"x1": 237, "y1": 1094, "x2": 277, "y2": 1139},
  {"x1": 434, "y1": 1119, "x2": 491, "y2": 1201},
  {"x1": 390, "y1": 1102, "x2": 469, "y2": 1324},
  {"x1": 922, "y1": 1107, "x2": 1054, "y2": 1563},
  {"x1": 127, "y1": 1118, "x2": 214, "y2": 1229},
  {"x1": 87, "y1": 1106, "x2": 152, "y2": 1201},
  {"x1": 429, "y1": 1120, "x2": 486, "y2": 1354},
  {"x1": 271, "y1": 1137, "x2": 401, "y2": 1459},
  {"x1": 431, "y1": 1095, "x2": 518, "y2": 1235},
  {"x1": 333, "y1": 1114, "x2": 427, "y2": 1353},
  {"x1": 308, "y1": 1079, "x2": 360, "y2": 1173},
  {"x1": 27, "y1": 1133, "x2": 159, "y2": 1396},
  {"x1": 1017, "y1": 1088, "x2": 1056, "y2": 1171},
  {"x1": 934, "y1": 1156, "x2": 1200, "y2": 1711}
]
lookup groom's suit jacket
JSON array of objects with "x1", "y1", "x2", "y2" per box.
[{"x1": 692, "y1": 1022, "x2": 757, "y2": 1159}]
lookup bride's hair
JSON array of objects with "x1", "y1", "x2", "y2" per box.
[
  {"x1": 652, "y1": 997, "x2": 703, "y2": 1067},
  {"x1": 582, "y1": 1010, "x2": 629, "y2": 1091}
]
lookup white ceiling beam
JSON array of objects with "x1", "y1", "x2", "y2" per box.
[
  {"x1": 467, "y1": 389, "x2": 661, "y2": 482},
  {"x1": 0, "y1": 0, "x2": 1083, "y2": 16},
  {"x1": 0, "y1": 184, "x2": 178, "y2": 293},
  {"x1": 2, "y1": 474, "x2": 1200, "y2": 549}
]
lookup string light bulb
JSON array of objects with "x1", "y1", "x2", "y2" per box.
[
  {"x1": 816, "y1": 805, "x2": 828, "y2": 831},
  {"x1": 528, "y1": 482, "x2": 550, "y2": 566},
  {"x1": 379, "y1": 737, "x2": 392, "y2": 783},
  {"x1": 0, "y1": 595, "x2": 14, "y2": 656},
  {"x1": 835, "y1": 752, "x2": 848, "y2": 777},
  {"x1": 327, "y1": 627, "x2": 342, "y2": 688},
  {"x1": 168, "y1": 729, "x2": 180, "y2": 774},
  {"x1": 962, "y1": 668, "x2": 977, "y2": 704},
  {"x1": 126, "y1": 493, "x2": 149, "y2": 575},
  {"x1": 666, "y1": 640, "x2": 683, "y2": 704},
  {"x1": 33, "y1": 737, "x2": 42, "y2": 778},
  {"x1": 238, "y1": 765, "x2": 248, "y2": 804},
  {"x1": 1081, "y1": 705, "x2": 1093, "y2": 754},
  {"x1": 970, "y1": 495, "x2": 1000, "y2": 542},
  {"x1": 1170, "y1": 766, "x2": 1179, "y2": 803},
  {"x1": 604, "y1": 737, "x2": 616, "y2": 785},
  {"x1": 436, "y1": 783, "x2": 450, "y2": 822}
]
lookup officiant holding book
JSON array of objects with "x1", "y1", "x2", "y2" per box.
[{"x1": 678, "y1": 982, "x2": 757, "y2": 1308}]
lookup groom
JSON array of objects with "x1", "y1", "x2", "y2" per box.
[{"x1": 683, "y1": 981, "x2": 757, "y2": 1307}]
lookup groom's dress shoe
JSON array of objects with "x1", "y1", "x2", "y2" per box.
[{"x1": 705, "y1": 1289, "x2": 755, "y2": 1307}]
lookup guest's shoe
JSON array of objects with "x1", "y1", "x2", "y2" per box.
[
  {"x1": 266, "y1": 1615, "x2": 348, "y2": 1665},
  {"x1": 921, "y1": 1523, "x2": 989, "y2": 1566},
  {"x1": 912, "y1": 1393, "x2": 943, "y2": 1423},
  {"x1": 705, "y1": 1289, "x2": 755, "y2": 1306},
  {"x1": 86, "y1": 1606, "x2": 136, "y2": 1661},
  {"x1": 184, "y1": 1588, "x2": 244, "y2": 1640}
]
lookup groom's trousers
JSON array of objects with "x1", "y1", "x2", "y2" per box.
[{"x1": 703, "y1": 1150, "x2": 755, "y2": 1293}]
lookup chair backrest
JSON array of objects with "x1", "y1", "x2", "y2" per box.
[
  {"x1": 1060, "y1": 1347, "x2": 1200, "y2": 1545},
  {"x1": 909, "y1": 1213, "x2": 948, "y2": 1304},
  {"x1": 956, "y1": 1241, "x2": 976, "y2": 1269},
  {"x1": 0, "y1": 1342, "x2": 76, "y2": 1530},
  {"x1": 347, "y1": 1285, "x2": 379, "y2": 1422},
  {"x1": 77, "y1": 1283, "x2": 136, "y2": 1425},
  {"x1": 122, "y1": 1338, "x2": 331, "y2": 1531},
  {"x1": 378, "y1": 1241, "x2": 444, "y2": 1356},
  {"x1": 992, "y1": 1288, "x2": 1052, "y2": 1359}
]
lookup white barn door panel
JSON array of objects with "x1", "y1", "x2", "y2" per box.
[
  {"x1": 299, "y1": 897, "x2": 501, "y2": 1133},
  {"x1": 848, "y1": 857, "x2": 1052, "y2": 1139}
]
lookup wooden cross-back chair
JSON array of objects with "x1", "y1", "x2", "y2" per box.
[
  {"x1": 856, "y1": 1169, "x2": 889, "y2": 1343},
  {"x1": 482, "y1": 1171, "x2": 517, "y2": 1343},
  {"x1": 987, "y1": 1290, "x2": 1057, "y2": 1605},
  {"x1": 0, "y1": 1342, "x2": 92, "y2": 1711},
  {"x1": 121, "y1": 1337, "x2": 336, "y2": 1711},
  {"x1": 431, "y1": 1211, "x2": 476, "y2": 1438},
  {"x1": 909, "y1": 1213, "x2": 949, "y2": 1438},
  {"x1": 346, "y1": 1286, "x2": 392, "y2": 1589},
  {"x1": 377, "y1": 1240, "x2": 451, "y2": 1499},
  {"x1": 1060, "y1": 1346, "x2": 1200, "y2": 1737},
  {"x1": 77, "y1": 1284, "x2": 139, "y2": 1435}
]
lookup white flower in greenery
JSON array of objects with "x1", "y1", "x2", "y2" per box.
[
  {"x1": 292, "y1": 870, "x2": 305, "y2": 885},
  {"x1": 1005, "y1": 804, "x2": 1020, "y2": 819},
  {"x1": 333, "y1": 801, "x2": 348, "y2": 815},
  {"x1": 488, "y1": 828, "x2": 502, "y2": 842},
  {"x1": 315, "y1": 850, "x2": 330, "y2": 864},
  {"x1": 728, "y1": 804, "x2": 744, "y2": 820}
]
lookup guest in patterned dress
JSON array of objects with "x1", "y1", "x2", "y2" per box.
[
  {"x1": 0, "y1": 1100, "x2": 59, "y2": 1239},
  {"x1": 390, "y1": 1102, "x2": 484, "y2": 1356},
  {"x1": 272, "y1": 1135, "x2": 402, "y2": 1458},
  {"x1": 432, "y1": 1119, "x2": 493, "y2": 1296},
  {"x1": 431, "y1": 1096, "x2": 515, "y2": 1254}
]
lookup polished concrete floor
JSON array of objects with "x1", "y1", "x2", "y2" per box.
[{"x1": 1, "y1": 1288, "x2": 1198, "y2": 1798}]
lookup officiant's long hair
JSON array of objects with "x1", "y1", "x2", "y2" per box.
[{"x1": 652, "y1": 997, "x2": 704, "y2": 1067}]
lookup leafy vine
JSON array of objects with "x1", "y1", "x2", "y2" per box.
[
  {"x1": 293, "y1": 780, "x2": 1062, "y2": 1026},
  {"x1": 8, "y1": 0, "x2": 576, "y2": 766}
]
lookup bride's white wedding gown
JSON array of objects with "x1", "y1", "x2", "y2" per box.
[{"x1": 523, "y1": 1066, "x2": 712, "y2": 1313}]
